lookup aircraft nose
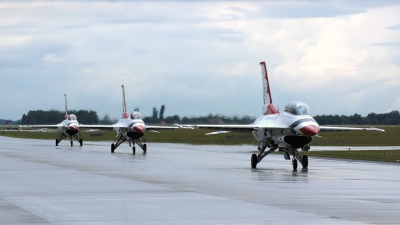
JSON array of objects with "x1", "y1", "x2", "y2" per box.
[
  {"x1": 133, "y1": 124, "x2": 145, "y2": 132},
  {"x1": 69, "y1": 125, "x2": 79, "y2": 130},
  {"x1": 299, "y1": 125, "x2": 319, "y2": 136}
]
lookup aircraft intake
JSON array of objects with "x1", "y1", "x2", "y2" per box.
[
  {"x1": 66, "y1": 130, "x2": 79, "y2": 136},
  {"x1": 284, "y1": 136, "x2": 312, "y2": 149},
  {"x1": 127, "y1": 131, "x2": 144, "y2": 140}
]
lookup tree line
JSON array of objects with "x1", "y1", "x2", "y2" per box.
[
  {"x1": 18, "y1": 106, "x2": 400, "y2": 125},
  {"x1": 20, "y1": 110, "x2": 100, "y2": 125},
  {"x1": 314, "y1": 110, "x2": 400, "y2": 125},
  {"x1": 140, "y1": 105, "x2": 256, "y2": 124}
]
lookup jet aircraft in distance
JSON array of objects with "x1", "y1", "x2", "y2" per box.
[
  {"x1": 82, "y1": 85, "x2": 180, "y2": 154},
  {"x1": 196, "y1": 62, "x2": 384, "y2": 170},
  {"x1": 22, "y1": 94, "x2": 83, "y2": 147}
]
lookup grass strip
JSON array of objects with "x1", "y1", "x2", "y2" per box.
[
  {"x1": 1, "y1": 127, "x2": 400, "y2": 163},
  {"x1": 0, "y1": 125, "x2": 399, "y2": 146}
]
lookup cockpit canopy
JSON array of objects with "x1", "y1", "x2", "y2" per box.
[
  {"x1": 131, "y1": 111, "x2": 142, "y2": 120},
  {"x1": 284, "y1": 101, "x2": 310, "y2": 115},
  {"x1": 69, "y1": 114, "x2": 77, "y2": 120}
]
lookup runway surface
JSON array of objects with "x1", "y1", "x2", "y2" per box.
[{"x1": 0, "y1": 136, "x2": 399, "y2": 225}]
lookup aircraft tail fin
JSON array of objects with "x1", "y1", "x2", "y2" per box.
[
  {"x1": 64, "y1": 94, "x2": 69, "y2": 119},
  {"x1": 260, "y1": 62, "x2": 279, "y2": 115},
  {"x1": 121, "y1": 85, "x2": 129, "y2": 119}
]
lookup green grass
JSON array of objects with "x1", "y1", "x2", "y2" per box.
[
  {"x1": 0, "y1": 129, "x2": 256, "y2": 145},
  {"x1": 0, "y1": 125, "x2": 399, "y2": 146},
  {"x1": 312, "y1": 126, "x2": 400, "y2": 146},
  {"x1": 1, "y1": 125, "x2": 400, "y2": 163}
]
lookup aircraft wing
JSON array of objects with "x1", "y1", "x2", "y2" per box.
[
  {"x1": 78, "y1": 125, "x2": 180, "y2": 130},
  {"x1": 196, "y1": 124, "x2": 260, "y2": 132},
  {"x1": 146, "y1": 125, "x2": 180, "y2": 130},
  {"x1": 79, "y1": 125, "x2": 114, "y2": 130},
  {"x1": 196, "y1": 124, "x2": 385, "y2": 135},
  {"x1": 319, "y1": 126, "x2": 385, "y2": 132},
  {"x1": 20, "y1": 125, "x2": 60, "y2": 129},
  {"x1": 195, "y1": 124, "x2": 287, "y2": 135}
]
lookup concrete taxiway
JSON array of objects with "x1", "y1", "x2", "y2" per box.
[{"x1": 0, "y1": 136, "x2": 399, "y2": 224}]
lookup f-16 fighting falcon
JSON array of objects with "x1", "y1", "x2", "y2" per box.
[
  {"x1": 196, "y1": 62, "x2": 384, "y2": 170},
  {"x1": 22, "y1": 94, "x2": 83, "y2": 147}
]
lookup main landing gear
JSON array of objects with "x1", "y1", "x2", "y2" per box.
[
  {"x1": 290, "y1": 148, "x2": 308, "y2": 170},
  {"x1": 111, "y1": 133, "x2": 147, "y2": 154},
  {"x1": 291, "y1": 156, "x2": 308, "y2": 170},
  {"x1": 251, "y1": 139, "x2": 308, "y2": 170},
  {"x1": 251, "y1": 138, "x2": 278, "y2": 169},
  {"x1": 132, "y1": 144, "x2": 147, "y2": 154},
  {"x1": 55, "y1": 132, "x2": 83, "y2": 147}
]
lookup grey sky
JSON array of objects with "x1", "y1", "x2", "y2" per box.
[{"x1": 1, "y1": 1, "x2": 399, "y2": 121}]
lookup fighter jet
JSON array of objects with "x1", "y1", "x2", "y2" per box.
[
  {"x1": 196, "y1": 62, "x2": 384, "y2": 170},
  {"x1": 22, "y1": 94, "x2": 83, "y2": 147},
  {"x1": 83, "y1": 85, "x2": 179, "y2": 154}
]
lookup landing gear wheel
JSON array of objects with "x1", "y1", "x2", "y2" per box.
[
  {"x1": 79, "y1": 139, "x2": 83, "y2": 146},
  {"x1": 251, "y1": 154, "x2": 258, "y2": 168},
  {"x1": 302, "y1": 155, "x2": 308, "y2": 169},
  {"x1": 55, "y1": 139, "x2": 58, "y2": 146},
  {"x1": 292, "y1": 159, "x2": 298, "y2": 170},
  {"x1": 143, "y1": 144, "x2": 147, "y2": 153},
  {"x1": 132, "y1": 146, "x2": 136, "y2": 154},
  {"x1": 111, "y1": 143, "x2": 115, "y2": 153},
  {"x1": 70, "y1": 141, "x2": 73, "y2": 147}
]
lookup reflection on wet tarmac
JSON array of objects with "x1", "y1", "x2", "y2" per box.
[{"x1": 0, "y1": 136, "x2": 399, "y2": 224}]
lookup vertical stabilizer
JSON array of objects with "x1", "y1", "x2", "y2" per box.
[
  {"x1": 64, "y1": 94, "x2": 69, "y2": 119},
  {"x1": 121, "y1": 85, "x2": 129, "y2": 119},
  {"x1": 260, "y1": 62, "x2": 279, "y2": 115}
]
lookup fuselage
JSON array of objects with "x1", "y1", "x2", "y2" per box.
[
  {"x1": 251, "y1": 111, "x2": 320, "y2": 149},
  {"x1": 57, "y1": 119, "x2": 80, "y2": 136},
  {"x1": 113, "y1": 118, "x2": 146, "y2": 140}
]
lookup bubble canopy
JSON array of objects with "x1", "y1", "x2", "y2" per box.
[
  {"x1": 131, "y1": 111, "x2": 142, "y2": 119},
  {"x1": 284, "y1": 101, "x2": 310, "y2": 115},
  {"x1": 69, "y1": 114, "x2": 77, "y2": 120}
]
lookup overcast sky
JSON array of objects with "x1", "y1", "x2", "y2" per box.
[{"x1": 1, "y1": 0, "x2": 400, "y2": 121}]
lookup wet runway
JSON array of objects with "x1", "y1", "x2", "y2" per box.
[{"x1": 0, "y1": 136, "x2": 399, "y2": 225}]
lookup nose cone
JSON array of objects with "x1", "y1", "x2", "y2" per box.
[
  {"x1": 69, "y1": 125, "x2": 79, "y2": 130},
  {"x1": 133, "y1": 124, "x2": 145, "y2": 132},
  {"x1": 299, "y1": 125, "x2": 319, "y2": 136}
]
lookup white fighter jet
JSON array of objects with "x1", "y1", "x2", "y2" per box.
[
  {"x1": 22, "y1": 94, "x2": 83, "y2": 147},
  {"x1": 84, "y1": 85, "x2": 179, "y2": 154},
  {"x1": 196, "y1": 62, "x2": 384, "y2": 170}
]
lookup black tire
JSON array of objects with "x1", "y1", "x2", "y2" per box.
[
  {"x1": 132, "y1": 146, "x2": 136, "y2": 154},
  {"x1": 70, "y1": 141, "x2": 73, "y2": 147},
  {"x1": 55, "y1": 139, "x2": 58, "y2": 146},
  {"x1": 292, "y1": 159, "x2": 298, "y2": 170},
  {"x1": 302, "y1": 155, "x2": 308, "y2": 169},
  {"x1": 111, "y1": 143, "x2": 115, "y2": 153},
  {"x1": 251, "y1": 154, "x2": 258, "y2": 168},
  {"x1": 143, "y1": 144, "x2": 147, "y2": 153},
  {"x1": 79, "y1": 139, "x2": 83, "y2": 147}
]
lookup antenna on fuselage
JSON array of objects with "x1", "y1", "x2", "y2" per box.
[{"x1": 121, "y1": 85, "x2": 129, "y2": 119}]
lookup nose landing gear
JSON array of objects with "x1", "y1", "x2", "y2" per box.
[
  {"x1": 110, "y1": 134, "x2": 147, "y2": 154},
  {"x1": 251, "y1": 143, "x2": 309, "y2": 170}
]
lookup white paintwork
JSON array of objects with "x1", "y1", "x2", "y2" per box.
[
  {"x1": 196, "y1": 61, "x2": 384, "y2": 150},
  {"x1": 81, "y1": 85, "x2": 178, "y2": 151},
  {"x1": 21, "y1": 94, "x2": 82, "y2": 145}
]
